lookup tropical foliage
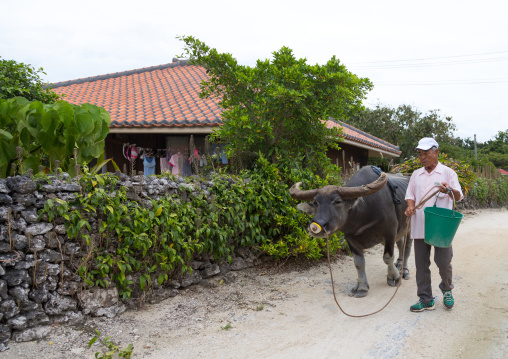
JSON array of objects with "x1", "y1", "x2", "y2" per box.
[
  {"x1": 348, "y1": 103, "x2": 457, "y2": 161},
  {"x1": 40, "y1": 157, "x2": 346, "y2": 299},
  {"x1": 391, "y1": 152, "x2": 475, "y2": 196},
  {"x1": 0, "y1": 97, "x2": 110, "y2": 177},
  {"x1": 469, "y1": 130, "x2": 508, "y2": 169},
  {"x1": 0, "y1": 58, "x2": 60, "y2": 103},
  {"x1": 179, "y1": 36, "x2": 373, "y2": 174},
  {"x1": 469, "y1": 176, "x2": 508, "y2": 206}
]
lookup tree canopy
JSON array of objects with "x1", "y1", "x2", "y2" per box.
[
  {"x1": 475, "y1": 129, "x2": 508, "y2": 168},
  {"x1": 179, "y1": 36, "x2": 373, "y2": 173},
  {"x1": 482, "y1": 130, "x2": 508, "y2": 155},
  {"x1": 348, "y1": 103, "x2": 457, "y2": 161},
  {"x1": 0, "y1": 58, "x2": 60, "y2": 103}
]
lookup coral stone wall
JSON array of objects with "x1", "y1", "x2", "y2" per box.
[{"x1": 0, "y1": 173, "x2": 258, "y2": 351}]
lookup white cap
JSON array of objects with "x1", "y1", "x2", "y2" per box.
[{"x1": 415, "y1": 137, "x2": 439, "y2": 150}]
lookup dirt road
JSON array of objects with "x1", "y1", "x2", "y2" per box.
[{"x1": 4, "y1": 208, "x2": 508, "y2": 359}]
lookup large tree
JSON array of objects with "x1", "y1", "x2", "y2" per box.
[
  {"x1": 0, "y1": 58, "x2": 60, "y2": 103},
  {"x1": 478, "y1": 129, "x2": 508, "y2": 168},
  {"x1": 481, "y1": 129, "x2": 508, "y2": 155},
  {"x1": 348, "y1": 103, "x2": 457, "y2": 161},
  {"x1": 179, "y1": 36, "x2": 373, "y2": 172}
]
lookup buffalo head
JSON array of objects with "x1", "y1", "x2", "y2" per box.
[{"x1": 289, "y1": 173, "x2": 388, "y2": 237}]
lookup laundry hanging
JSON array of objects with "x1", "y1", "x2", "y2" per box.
[
  {"x1": 169, "y1": 151, "x2": 184, "y2": 176},
  {"x1": 143, "y1": 155, "x2": 156, "y2": 176},
  {"x1": 123, "y1": 144, "x2": 139, "y2": 161}
]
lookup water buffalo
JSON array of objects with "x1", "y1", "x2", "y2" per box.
[{"x1": 290, "y1": 166, "x2": 412, "y2": 297}]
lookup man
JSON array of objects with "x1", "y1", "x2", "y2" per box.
[{"x1": 404, "y1": 137, "x2": 463, "y2": 312}]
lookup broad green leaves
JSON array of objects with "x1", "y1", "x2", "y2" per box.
[
  {"x1": 0, "y1": 128, "x2": 12, "y2": 140},
  {"x1": 0, "y1": 97, "x2": 110, "y2": 177}
]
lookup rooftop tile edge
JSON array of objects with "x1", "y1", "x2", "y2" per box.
[
  {"x1": 329, "y1": 117, "x2": 400, "y2": 153},
  {"x1": 48, "y1": 59, "x2": 192, "y2": 89}
]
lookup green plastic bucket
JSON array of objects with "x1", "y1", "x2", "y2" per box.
[{"x1": 424, "y1": 205, "x2": 463, "y2": 248}]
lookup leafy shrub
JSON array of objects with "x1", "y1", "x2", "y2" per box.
[
  {"x1": 0, "y1": 58, "x2": 60, "y2": 103},
  {"x1": 40, "y1": 157, "x2": 346, "y2": 299},
  {"x1": 244, "y1": 155, "x2": 346, "y2": 260},
  {"x1": 391, "y1": 153, "x2": 476, "y2": 195},
  {"x1": 0, "y1": 97, "x2": 110, "y2": 177},
  {"x1": 469, "y1": 176, "x2": 508, "y2": 207}
]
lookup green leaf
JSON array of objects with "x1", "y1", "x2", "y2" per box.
[
  {"x1": 54, "y1": 101, "x2": 75, "y2": 127},
  {"x1": 88, "y1": 336, "x2": 98, "y2": 347},
  {"x1": 37, "y1": 129, "x2": 58, "y2": 151},
  {"x1": 41, "y1": 108, "x2": 59, "y2": 133},
  {"x1": 0, "y1": 129, "x2": 13, "y2": 140},
  {"x1": 0, "y1": 135, "x2": 17, "y2": 169},
  {"x1": 75, "y1": 107, "x2": 94, "y2": 135}
]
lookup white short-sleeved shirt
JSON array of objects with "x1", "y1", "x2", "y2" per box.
[{"x1": 405, "y1": 162, "x2": 464, "y2": 239}]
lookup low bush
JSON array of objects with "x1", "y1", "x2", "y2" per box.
[
  {"x1": 468, "y1": 176, "x2": 508, "y2": 207},
  {"x1": 391, "y1": 153, "x2": 476, "y2": 195},
  {"x1": 40, "y1": 157, "x2": 346, "y2": 299},
  {"x1": 392, "y1": 153, "x2": 508, "y2": 207}
]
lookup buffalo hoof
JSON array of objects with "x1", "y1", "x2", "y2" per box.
[
  {"x1": 354, "y1": 290, "x2": 368, "y2": 298},
  {"x1": 387, "y1": 276, "x2": 401, "y2": 287},
  {"x1": 350, "y1": 288, "x2": 369, "y2": 298},
  {"x1": 402, "y1": 268, "x2": 410, "y2": 280}
]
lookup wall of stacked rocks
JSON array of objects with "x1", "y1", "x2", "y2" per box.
[{"x1": 0, "y1": 173, "x2": 259, "y2": 351}]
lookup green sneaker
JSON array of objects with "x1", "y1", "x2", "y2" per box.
[
  {"x1": 442, "y1": 290, "x2": 454, "y2": 309},
  {"x1": 410, "y1": 299, "x2": 435, "y2": 312}
]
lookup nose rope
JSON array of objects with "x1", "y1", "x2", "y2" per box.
[{"x1": 324, "y1": 185, "x2": 443, "y2": 317}]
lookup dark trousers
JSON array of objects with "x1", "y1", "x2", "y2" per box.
[{"x1": 414, "y1": 238, "x2": 454, "y2": 304}]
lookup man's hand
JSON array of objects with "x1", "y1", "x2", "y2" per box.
[
  {"x1": 405, "y1": 199, "x2": 416, "y2": 217},
  {"x1": 439, "y1": 182, "x2": 452, "y2": 194},
  {"x1": 439, "y1": 182, "x2": 460, "y2": 200}
]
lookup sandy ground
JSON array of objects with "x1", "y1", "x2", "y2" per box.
[{"x1": 3, "y1": 208, "x2": 508, "y2": 359}]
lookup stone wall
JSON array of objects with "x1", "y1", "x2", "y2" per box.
[{"x1": 0, "y1": 173, "x2": 259, "y2": 351}]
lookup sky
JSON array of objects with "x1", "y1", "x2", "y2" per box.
[{"x1": 1, "y1": 0, "x2": 507, "y2": 143}]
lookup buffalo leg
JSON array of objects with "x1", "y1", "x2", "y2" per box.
[
  {"x1": 383, "y1": 242, "x2": 400, "y2": 287},
  {"x1": 395, "y1": 236, "x2": 412, "y2": 279},
  {"x1": 351, "y1": 252, "x2": 369, "y2": 297}
]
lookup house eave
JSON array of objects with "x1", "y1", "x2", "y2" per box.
[
  {"x1": 341, "y1": 138, "x2": 400, "y2": 158},
  {"x1": 108, "y1": 126, "x2": 217, "y2": 134}
]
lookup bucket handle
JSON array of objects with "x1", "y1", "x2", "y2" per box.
[{"x1": 432, "y1": 187, "x2": 458, "y2": 217}]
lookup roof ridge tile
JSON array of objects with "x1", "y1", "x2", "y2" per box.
[{"x1": 49, "y1": 59, "x2": 191, "y2": 88}]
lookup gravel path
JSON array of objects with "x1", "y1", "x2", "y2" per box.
[{"x1": 3, "y1": 208, "x2": 507, "y2": 359}]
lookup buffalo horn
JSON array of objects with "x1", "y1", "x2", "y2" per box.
[
  {"x1": 289, "y1": 182, "x2": 320, "y2": 201},
  {"x1": 338, "y1": 172, "x2": 388, "y2": 199}
]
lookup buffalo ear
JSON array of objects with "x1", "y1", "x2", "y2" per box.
[{"x1": 297, "y1": 203, "x2": 316, "y2": 216}]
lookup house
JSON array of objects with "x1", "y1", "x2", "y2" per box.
[
  {"x1": 50, "y1": 59, "x2": 401, "y2": 175},
  {"x1": 500, "y1": 169, "x2": 508, "y2": 176}
]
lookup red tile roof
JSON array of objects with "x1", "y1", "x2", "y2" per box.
[
  {"x1": 327, "y1": 119, "x2": 401, "y2": 156},
  {"x1": 51, "y1": 60, "x2": 222, "y2": 129},
  {"x1": 500, "y1": 169, "x2": 508, "y2": 175},
  {"x1": 50, "y1": 60, "x2": 400, "y2": 156}
]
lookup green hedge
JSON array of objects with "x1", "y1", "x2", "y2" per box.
[
  {"x1": 41, "y1": 158, "x2": 346, "y2": 299},
  {"x1": 468, "y1": 176, "x2": 508, "y2": 207}
]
